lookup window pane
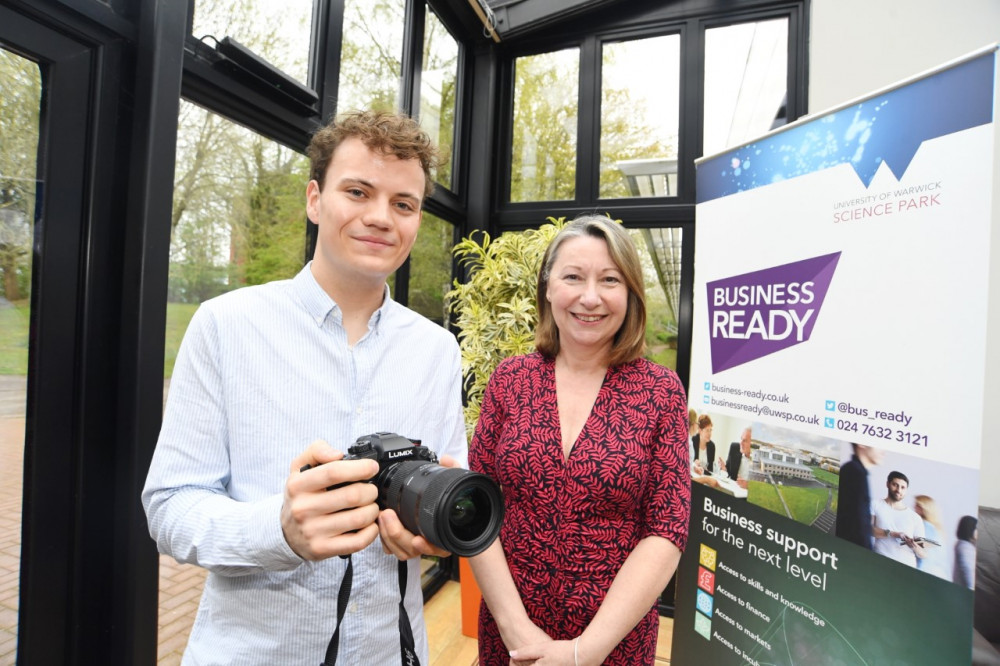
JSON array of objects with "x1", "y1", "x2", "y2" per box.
[
  {"x1": 632, "y1": 227, "x2": 682, "y2": 371},
  {"x1": 704, "y1": 18, "x2": 788, "y2": 156},
  {"x1": 601, "y1": 35, "x2": 680, "y2": 199},
  {"x1": 192, "y1": 0, "x2": 313, "y2": 85},
  {"x1": 421, "y1": 5, "x2": 459, "y2": 191},
  {"x1": 406, "y1": 211, "x2": 454, "y2": 326},
  {"x1": 160, "y1": 101, "x2": 309, "y2": 660},
  {"x1": 510, "y1": 48, "x2": 579, "y2": 202},
  {"x1": 0, "y1": 46, "x2": 40, "y2": 662},
  {"x1": 338, "y1": 0, "x2": 406, "y2": 113},
  {"x1": 168, "y1": 101, "x2": 309, "y2": 315}
]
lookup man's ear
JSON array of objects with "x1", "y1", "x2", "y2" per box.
[{"x1": 305, "y1": 179, "x2": 321, "y2": 224}]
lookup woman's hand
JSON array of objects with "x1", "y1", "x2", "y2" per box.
[
  {"x1": 509, "y1": 638, "x2": 578, "y2": 666},
  {"x1": 502, "y1": 619, "x2": 553, "y2": 665}
]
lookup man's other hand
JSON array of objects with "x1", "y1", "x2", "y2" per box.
[{"x1": 377, "y1": 454, "x2": 460, "y2": 560}]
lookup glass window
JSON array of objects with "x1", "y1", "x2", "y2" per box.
[
  {"x1": 337, "y1": 0, "x2": 406, "y2": 113},
  {"x1": 509, "y1": 48, "x2": 579, "y2": 202},
  {"x1": 168, "y1": 101, "x2": 308, "y2": 314},
  {"x1": 703, "y1": 18, "x2": 788, "y2": 157},
  {"x1": 601, "y1": 35, "x2": 681, "y2": 199},
  {"x1": 421, "y1": 5, "x2": 460, "y2": 191},
  {"x1": 0, "y1": 45, "x2": 40, "y2": 662},
  {"x1": 160, "y1": 101, "x2": 309, "y2": 659},
  {"x1": 192, "y1": 0, "x2": 314, "y2": 85},
  {"x1": 406, "y1": 211, "x2": 455, "y2": 326},
  {"x1": 632, "y1": 228, "x2": 682, "y2": 371}
]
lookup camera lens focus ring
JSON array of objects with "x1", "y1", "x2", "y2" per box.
[{"x1": 381, "y1": 461, "x2": 504, "y2": 557}]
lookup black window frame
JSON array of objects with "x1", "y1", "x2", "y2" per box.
[{"x1": 488, "y1": 0, "x2": 809, "y2": 395}]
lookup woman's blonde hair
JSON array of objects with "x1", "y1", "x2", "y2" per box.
[
  {"x1": 534, "y1": 215, "x2": 646, "y2": 366},
  {"x1": 914, "y1": 495, "x2": 942, "y2": 529}
]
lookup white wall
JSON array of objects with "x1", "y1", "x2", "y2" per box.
[{"x1": 809, "y1": 0, "x2": 1000, "y2": 508}]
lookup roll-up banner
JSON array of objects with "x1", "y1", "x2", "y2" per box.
[{"x1": 673, "y1": 46, "x2": 997, "y2": 665}]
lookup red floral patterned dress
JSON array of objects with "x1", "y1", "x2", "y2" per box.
[{"x1": 469, "y1": 353, "x2": 691, "y2": 666}]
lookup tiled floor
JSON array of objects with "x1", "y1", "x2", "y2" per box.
[
  {"x1": 0, "y1": 414, "x2": 22, "y2": 666},
  {"x1": 0, "y1": 374, "x2": 672, "y2": 665}
]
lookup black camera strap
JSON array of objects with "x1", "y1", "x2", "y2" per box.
[
  {"x1": 321, "y1": 556, "x2": 420, "y2": 666},
  {"x1": 321, "y1": 555, "x2": 353, "y2": 666},
  {"x1": 397, "y1": 558, "x2": 419, "y2": 666}
]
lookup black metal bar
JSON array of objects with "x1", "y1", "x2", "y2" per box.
[
  {"x1": 111, "y1": 0, "x2": 191, "y2": 661},
  {"x1": 5, "y1": 8, "x2": 91, "y2": 664}
]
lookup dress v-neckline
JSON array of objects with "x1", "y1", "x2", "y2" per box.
[{"x1": 552, "y1": 360, "x2": 609, "y2": 462}]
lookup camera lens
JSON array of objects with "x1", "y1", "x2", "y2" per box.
[
  {"x1": 381, "y1": 462, "x2": 503, "y2": 557},
  {"x1": 448, "y1": 486, "x2": 488, "y2": 540}
]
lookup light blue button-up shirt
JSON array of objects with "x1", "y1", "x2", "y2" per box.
[{"x1": 142, "y1": 264, "x2": 467, "y2": 665}]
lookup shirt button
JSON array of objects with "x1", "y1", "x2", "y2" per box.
[{"x1": 356, "y1": 407, "x2": 362, "y2": 415}]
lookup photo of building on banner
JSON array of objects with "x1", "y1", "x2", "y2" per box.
[{"x1": 673, "y1": 48, "x2": 998, "y2": 665}]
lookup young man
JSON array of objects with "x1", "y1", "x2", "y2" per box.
[
  {"x1": 142, "y1": 110, "x2": 467, "y2": 665},
  {"x1": 872, "y1": 470, "x2": 927, "y2": 567}
]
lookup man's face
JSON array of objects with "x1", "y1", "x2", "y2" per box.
[
  {"x1": 306, "y1": 137, "x2": 424, "y2": 289},
  {"x1": 741, "y1": 429, "x2": 752, "y2": 456},
  {"x1": 887, "y1": 477, "x2": 908, "y2": 502}
]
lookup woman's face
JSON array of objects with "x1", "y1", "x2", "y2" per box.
[
  {"x1": 699, "y1": 424, "x2": 713, "y2": 443},
  {"x1": 545, "y1": 235, "x2": 628, "y2": 357}
]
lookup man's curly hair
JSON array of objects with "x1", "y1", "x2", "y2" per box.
[{"x1": 307, "y1": 110, "x2": 439, "y2": 198}]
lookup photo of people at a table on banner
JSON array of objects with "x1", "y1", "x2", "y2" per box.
[{"x1": 673, "y1": 47, "x2": 998, "y2": 665}]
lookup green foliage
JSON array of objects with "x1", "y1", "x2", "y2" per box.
[
  {"x1": 0, "y1": 50, "x2": 40, "y2": 303},
  {"x1": 337, "y1": 0, "x2": 405, "y2": 113},
  {"x1": 510, "y1": 53, "x2": 577, "y2": 202},
  {"x1": 237, "y1": 141, "x2": 309, "y2": 286},
  {"x1": 446, "y1": 217, "x2": 566, "y2": 436},
  {"x1": 168, "y1": 104, "x2": 308, "y2": 303},
  {"x1": 408, "y1": 213, "x2": 454, "y2": 325}
]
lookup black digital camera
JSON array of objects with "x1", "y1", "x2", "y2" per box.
[{"x1": 342, "y1": 432, "x2": 503, "y2": 557}]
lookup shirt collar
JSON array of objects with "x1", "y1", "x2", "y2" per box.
[{"x1": 293, "y1": 262, "x2": 391, "y2": 330}]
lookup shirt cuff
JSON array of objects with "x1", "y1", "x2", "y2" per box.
[{"x1": 245, "y1": 493, "x2": 304, "y2": 571}]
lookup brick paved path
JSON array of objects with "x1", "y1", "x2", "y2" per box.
[{"x1": 0, "y1": 377, "x2": 206, "y2": 665}]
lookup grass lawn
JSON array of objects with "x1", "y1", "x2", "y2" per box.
[
  {"x1": 748, "y1": 481, "x2": 785, "y2": 516},
  {"x1": 780, "y1": 485, "x2": 830, "y2": 524},
  {"x1": 813, "y1": 467, "x2": 840, "y2": 487},
  {"x1": 0, "y1": 300, "x2": 30, "y2": 374},
  {"x1": 164, "y1": 302, "x2": 199, "y2": 378},
  {"x1": 0, "y1": 299, "x2": 198, "y2": 379}
]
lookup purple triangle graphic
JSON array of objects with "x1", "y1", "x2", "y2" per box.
[{"x1": 707, "y1": 252, "x2": 841, "y2": 374}]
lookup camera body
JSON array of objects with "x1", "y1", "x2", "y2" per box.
[
  {"x1": 342, "y1": 432, "x2": 438, "y2": 503},
  {"x1": 340, "y1": 432, "x2": 503, "y2": 557}
]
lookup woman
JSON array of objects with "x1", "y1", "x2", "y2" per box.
[
  {"x1": 913, "y1": 495, "x2": 948, "y2": 580},
  {"x1": 953, "y1": 515, "x2": 978, "y2": 589},
  {"x1": 469, "y1": 216, "x2": 691, "y2": 666},
  {"x1": 690, "y1": 414, "x2": 718, "y2": 474}
]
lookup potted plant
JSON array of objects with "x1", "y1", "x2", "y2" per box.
[{"x1": 447, "y1": 216, "x2": 566, "y2": 437}]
